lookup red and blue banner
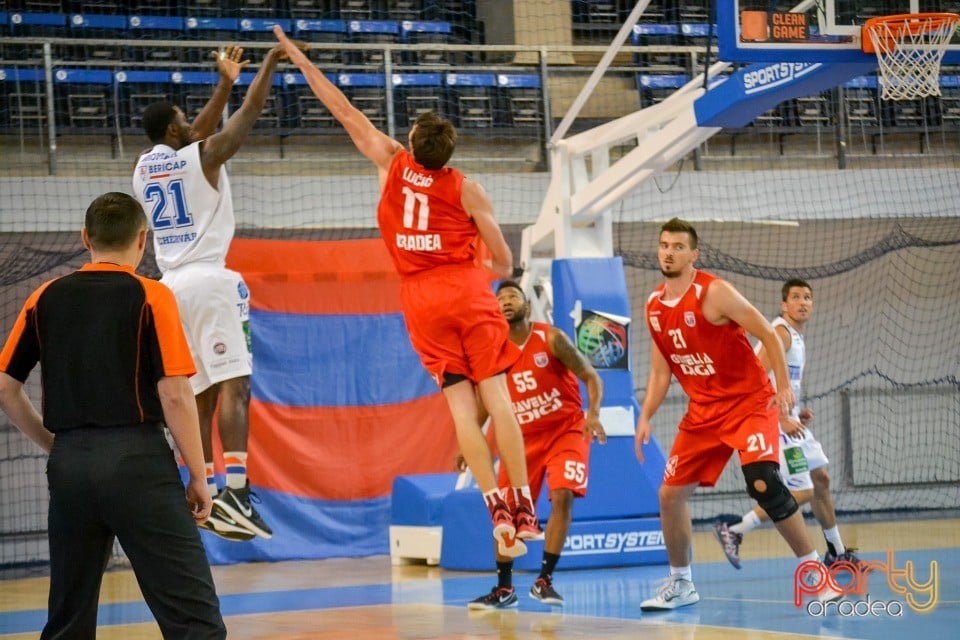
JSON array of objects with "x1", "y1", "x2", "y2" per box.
[{"x1": 200, "y1": 239, "x2": 459, "y2": 563}]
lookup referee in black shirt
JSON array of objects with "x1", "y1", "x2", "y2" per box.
[{"x1": 0, "y1": 192, "x2": 226, "y2": 639}]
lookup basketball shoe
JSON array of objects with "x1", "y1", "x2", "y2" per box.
[
  {"x1": 823, "y1": 548, "x2": 866, "y2": 570},
  {"x1": 214, "y1": 482, "x2": 273, "y2": 539},
  {"x1": 641, "y1": 574, "x2": 700, "y2": 611},
  {"x1": 513, "y1": 493, "x2": 543, "y2": 541},
  {"x1": 529, "y1": 576, "x2": 564, "y2": 606},
  {"x1": 487, "y1": 494, "x2": 527, "y2": 558},
  {"x1": 713, "y1": 521, "x2": 743, "y2": 569},
  {"x1": 468, "y1": 586, "x2": 519, "y2": 610}
]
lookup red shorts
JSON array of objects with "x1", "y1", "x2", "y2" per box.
[
  {"x1": 498, "y1": 423, "x2": 590, "y2": 503},
  {"x1": 663, "y1": 392, "x2": 780, "y2": 487},
  {"x1": 400, "y1": 265, "x2": 519, "y2": 385}
]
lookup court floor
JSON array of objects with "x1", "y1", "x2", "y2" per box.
[{"x1": 1, "y1": 518, "x2": 957, "y2": 639}]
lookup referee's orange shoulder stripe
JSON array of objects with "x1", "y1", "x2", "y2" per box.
[{"x1": 0, "y1": 279, "x2": 58, "y2": 370}]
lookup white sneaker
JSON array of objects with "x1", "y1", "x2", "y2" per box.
[
  {"x1": 641, "y1": 575, "x2": 700, "y2": 611},
  {"x1": 800, "y1": 564, "x2": 843, "y2": 603}
]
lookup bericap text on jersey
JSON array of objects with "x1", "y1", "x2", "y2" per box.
[
  {"x1": 402, "y1": 166, "x2": 434, "y2": 188},
  {"x1": 146, "y1": 160, "x2": 187, "y2": 174}
]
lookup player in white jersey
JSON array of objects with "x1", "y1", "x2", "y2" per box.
[
  {"x1": 714, "y1": 279, "x2": 863, "y2": 569},
  {"x1": 132, "y1": 44, "x2": 290, "y2": 542}
]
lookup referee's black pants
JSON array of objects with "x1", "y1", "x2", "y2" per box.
[{"x1": 42, "y1": 425, "x2": 226, "y2": 640}]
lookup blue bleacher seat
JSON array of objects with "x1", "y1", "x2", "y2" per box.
[
  {"x1": 127, "y1": 15, "x2": 185, "y2": 64},
  {"x1": 115, "y1": 69, "x2": 175, "y2": 131},
  {"x1": 497, "y1": 73, "x2": 542, "y2": 127},
  {"x1": 229, "y1": 68, "x2": 284, "y2": 130},
  {"x1": 239, "y1": 17, "x2": 292, "y2": 63},
  {"x1": 171, "y1": 69, "x2": 222, "y2": 121},
  {"x1": 283, "y1": 70, "x2": 339, "y2": 129},
  {"x1": 1, "y1": 66, "x2": 48, "y2": 129},
  {"x1": 842, "y1": 75, "x2": 880, "y2": 128},
  {"x1": 293, "y1": 18, "x2": 345, "y2": 67},
  {"x1": 338, "y1": 72, "x2": 385, "y2": 125},
  {"x1": 183, "y1": 17, "x2": 239, "y2": 61},
  {"x1": 400, "y1": 20, "x2": 451, "y2": 66},
  {"x1": 346, "y1": 20, "x2": 399, "y2": 66},
  {"x1": 632, "y1": 23, "x2": 685, "y2": 75},
  {"x1": 680, "y1": 21, "x2": 717, "y2": 48},
  {"x1": 445, "y1": 72, "x2": 495, "y2": 127},
  {"x1": 67, "y1": 14, "x2": 127, "y2": 63},
  {"x1": 10, "y1": 12, "x2": 65, "y2": 43},
  {"x1": 939, "y1": 75, "x2": 960, "y2": 126},
  {"x1": 392, "y1": 72, "x2": 443, "y2": 127},
  {"x1": 637, "y1": 73, "x2": 689, "y2": 108},
  {"x1": 54, "y1": 67, "x2": 113, "y2": 130}
]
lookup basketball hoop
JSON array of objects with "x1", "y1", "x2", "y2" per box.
[{"x1": 863, "y1": 13, "x2": 959, "y2": 100}]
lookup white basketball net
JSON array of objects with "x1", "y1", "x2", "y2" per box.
[{"x1": 866, "y1": 15, "x2": 959, "y2": 100}]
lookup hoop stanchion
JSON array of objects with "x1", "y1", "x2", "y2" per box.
[{"x1": 862, "y1": 12, "x2": 960, "y2": 100}]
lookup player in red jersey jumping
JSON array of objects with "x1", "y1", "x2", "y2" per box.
[
  {"x1": 635, "y1": 218, "x2": 839, "y2": 611},
  {"x1": 273, "y1": 26, "x2": 537, "y2": 557}
]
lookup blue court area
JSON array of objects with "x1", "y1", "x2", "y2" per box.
[{"x1": 1, "y1": 546, "x2": 956, "y2": 638}]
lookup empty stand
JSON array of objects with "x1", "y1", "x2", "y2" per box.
[
  {"x1": 288, "y1": 0, "x2": 328, "y2": 20},
  {"x1": 230, "y1": 68, "x2": 284, "y2": 129},
  {"x1": 637, "y1": 73, "x2": 688, "y2": 108},
  {"x1": 238, "y1": 17, "x2": 291, "y2": 63},
  {"x1": 632, "y1": 23, "x2": 685, "y2": 75},
  {"x1": 940, "y1": 75, "x2": 960, "y2": 125},
  {"x1": 54, "y1": 67, "x2": 112, "y2": 130},
  {"x1": 284, "y1": 70, "x2": 338, "y2": 129},
  {"x1": 497, "y1": 73, "x2": 542, "y2": 127},
  {"x1": 1, "y1": 66, "x2": 47, "y2": 130},
  {"x1": 66, "y1": 13, "x2": 126, "y2": 63},
  {"x1": 126, "y1": 15, "x2": 185, "y2": 64},
  {"x1": 293, "y1": 18, "x2": 345, "y2": 67},
  {"x1": 843, "y1": 76, "x2": 881, "y2": 128},
  {"x1": 346, "y1": 20, "x2": 399, "y2": 67},
  {"x1": 399, "y1": 20, "x2": 451, "y2": 66},
  {"x1": 386, "y1": 0, "x2": 422, "y2": 21},
  {"x1": 392, "y1": 71, "x2": 442, "y2": 127},
  {"x1": 445, "y1": 72, "x2": 495, "y2": 127}
]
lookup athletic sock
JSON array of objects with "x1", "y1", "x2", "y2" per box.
[
  {"x1": 496, "y1": 561, "x2": 514, "y2": 589},
  {"x1": 798, "y1": 550, "x2": 820, "y2": 566},
  {"x1": 224, "y1": 451, "x2": 248, "y2": 490},
  {"x1": 730, "y1": 510, "x2": 762, "y2": 535},
  {"x1": 205, "y1": 462, "x2": 218, "y2": 497},
  {"x1": 483, "y1": 488, "x2": 508, "y2": 514},
  {"x1": 823, "y1": 526, "x2": 845, "y2": 555},
  {"x1": 670, "y1": 565, "x2": 692, "y2": 581},
  {"x1": 513, "y1": 485, "x2": 534, "y2": 512},
  {"x1": 540, "y1": 552, "x2": 560, "y2": 579}
]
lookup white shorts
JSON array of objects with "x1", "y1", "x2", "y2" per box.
[
  {"x1": 161, "y1": 264, "x2": 252, "y2": 395},
  {"x1": 778, "y1": 428, "x2": 829, "y2": 492}
]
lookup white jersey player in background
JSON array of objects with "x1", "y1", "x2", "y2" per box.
[
  {"x1": 132, "y1": 44, "x2": 289, "y2": 542},
  {"x1": 714, "y1": 279, "x2": 863, "y2": 569}
]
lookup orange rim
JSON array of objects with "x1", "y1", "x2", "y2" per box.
[{"x1": 862, "y1": 12, "x2": 959, "y2": 54}]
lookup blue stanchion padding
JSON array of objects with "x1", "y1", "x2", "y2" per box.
[
  {"x1": 0, "y1": 68, "x2": 44, "y2": 82},
  {"x1": 11, "y1": 13, "x2": 65, "y2": 27},
  {"x1": 128, "y1": 15, "x2": 183, "y2": 30},
  {"x1": 390, "y1": 473, "x2": 458, "y2": 526},
  {"x1": 497, "y1": 74, "x2": 540, "y2": 88},
  {"x1": 638, "y1": 73, "x2": 689, "y2": 89},
  {"x1": 234, "y1": 71, "x2": 283, "y2": 87},
  {"x1": 239, "y1": 17, "x2": 290, "y2": 32},
  {"x1": 115, "y1": 70, "x2": 169, "y2": 83},
  {"x1": 0, "y1": 12, "x2": 7, "y2": 28},
  {"x1": 445, "y1": 73, "x2": 496, "y2": 87},
  {"x1": 631, "y1": 23, "x2": 680, "y2": 43},
  {"x1": 392, "y1": 73, "x2": 441, "y2": 86},
  {"x1": 54, "y1": 68, "x2": 112, "y2": 84},
  {"x1": 337, "y1": 73, "x2": 385, "y2": 87},
  {"x1": 283, "y1": 71, "x2": 338, "y2": 86},
  {"x1": 439, "y1": 488, "x2": 667, "y2": 571},
  {"x1": 294, "y1": 19, "x2": 345, "y2": 34},
  {"x1": 941, "y1": 75, "x2": 960, "y2": 88},
  {"x1": 347, "y1": 20, "x2": 399, "y2": 34},
  {"x1": 70, "y1": 14, "x2": 126, "y2": 30},
  {"x1": 184, "y1": 17, "x2": 239, "y2": 32},
  {"x1": 171, "y1": 71, "x2": 220, "y2": 85}
]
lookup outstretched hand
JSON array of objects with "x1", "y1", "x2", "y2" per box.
[
  {"x1": 272, "y1": 25, "x2": 311, "y2": 64},
  {"x1": 211, "y1": 45, "x2": 248, "y2": 83}
]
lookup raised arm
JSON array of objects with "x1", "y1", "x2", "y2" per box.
[
  {"x1": 200, "y1": 46, "x2": 285, "y2": 180},
  {"x1": 462, "y1": 180, "x2": 512, "y2": 277},
  {"x1": 548, "y1": 327, "x2": 606, "y2": 444},
  {"x1": 273, "y1": 25, "x2": 402, "y2": 172},
  {"x1": 189, "y1": 45, "x2": 248, "y2": 142}
]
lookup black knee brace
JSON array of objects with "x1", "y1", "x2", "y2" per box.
[{"x1": 743, "y1": 461, "x2": 798, "y2": 522}]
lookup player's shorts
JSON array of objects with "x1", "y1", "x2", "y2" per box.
[
  {"x1": 663, "y1": 391, "x2": 779, "y2": 487},
  {"x1": 161, "y1": 264, "x2": 252, "y2": 395},
  {"x1": 778, "y1": 428, "x2": 829, "y2": 492},
  {"x1": 399, "y1": 265, "x2": 519, "y2": 386},
  {"x1": 498, "y1": 424, "x2": 590, "y2": 503}
]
